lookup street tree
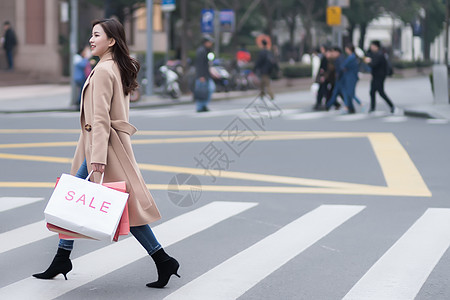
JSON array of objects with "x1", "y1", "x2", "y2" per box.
[
  {"x1": 417, "y1": 0, "x2": 446, "y2": 60},
  {"x1": 260, "y1": 0, "x2": 282, "y2": 40},
  {"x1": 296, "y1": 0, "x2": 327, "y2": 54},
  {"x1": 381, "y1": 0, "x2": 445, "y2": 60},
  {"x1": 343, "y1": 0, "x2": 381, "y2": 49}
]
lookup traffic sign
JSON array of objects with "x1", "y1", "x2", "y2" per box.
[
  {"x1": 162, "y1": 0, "x2": 176, "y2": 12},
  {"x1": 201, "y1": 9, "x2": 214, "y2": 33},
  {"x1": 220, "y1": 9, "x2": 235, "y2": 33},
  {"x1": 327, "y1": 6, "x2": 342, "y2": 26}
]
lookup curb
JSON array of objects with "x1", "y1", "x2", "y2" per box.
[
  {"x1": 0, "y1": 84, "x2": 306, "y2": 114},
  {"x1": 403, "y1": 110, "x2": 434, "y2": 119}
]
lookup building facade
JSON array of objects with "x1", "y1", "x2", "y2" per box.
[{"x1": 0, "y1": 0, "x2": 166, "y2": 82}]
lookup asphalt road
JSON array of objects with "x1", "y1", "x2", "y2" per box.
[{"x1": 0, "y1": 77, "x2": 449, "y2": 300}]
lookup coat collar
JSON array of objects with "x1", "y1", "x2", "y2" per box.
[{"x1": 79, "y1": 51, "x2": 113, "y2": 117}]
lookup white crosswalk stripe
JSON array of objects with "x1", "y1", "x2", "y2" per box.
[
  {"x1": 0, "y1": 221, "x2": 54, "y2": 254},
  {"x1": 381, "y1": 116, "x2": 409, "y2": 123},
  {"x1": 0, "y1": 197, "x2": 44, "y2": 213},
  {"x1": 0, "y1": 201, "x2": 257, "y2": 300},
  {"x1": 283, "y1": 111, "x2": 333, "y2": 120},
  {"x1": 164, "y1": 205, "x2": 365, "y2": 300},
  {"x1": 334, "y1": 113, "x2": 371, "y2": 121},
  {"x1": 130, "y1": 109, "x2": 193, "y2": 118},
  {"x1": 343, "y1": 208, "x2": 450, "y2": 300},
  {"x1": 191, "y1": 108, "x2": 243, "y2": 118},
  {"x1": 426, "y1": 118, "x2": 449, "y2": 124}
]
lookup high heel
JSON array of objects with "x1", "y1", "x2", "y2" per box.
[
  {"x1": 146, "y1": 257, "x2": 180, "y2": 288},
  {"x1": 33, "y1": 248, "x2": 72, "y2": 280},
  {"x1": 147, "y1": 248, "x2": 180, "y2": 288}
]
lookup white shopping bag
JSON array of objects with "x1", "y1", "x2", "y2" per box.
[{"x1": 44, "y1": 173, "x2": 129, "y2": 241}]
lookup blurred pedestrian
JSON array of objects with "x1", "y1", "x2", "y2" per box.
[
  {"x1": 311, "y1": 47, "x2": 321, "y2": 81},
  {"x1": 324, "y1": 48, "x2": 340, "y2": 109},
  {"x1": 314, "y1": 45, "x2": 329, "y2": 110},
  {"x1": 33, "y1": 18, "x2": 180, "y2": 289},
  {"x1": 254, "y1": 39, "x2": 275, "y2": 100},
  {"x1": 74, "y1": 45, "x2": 93, "y2": 107},
  {"x1": 342, "y1": 44, "x2": 359, "y2": 112},
  {"x1": 327, "y1": 47, "x2": 354, "y2": 113},
  {"x1": 2, "y1": 21, "x2": 17, "y2": 70},
  {"x1": 194, "y1": 35, "x2": 215, "y2": 112},
  {"x1": 364, "y1": 40, "x2": 396, "y2": 113}
]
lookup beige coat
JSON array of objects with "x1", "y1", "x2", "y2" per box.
[{"x1": 71, "y1": 52, "x2": 161, "y2": 226}]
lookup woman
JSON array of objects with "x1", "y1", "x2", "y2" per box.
[{"x1": 33, "y1": 19, "x2": 180, "y2": 289}]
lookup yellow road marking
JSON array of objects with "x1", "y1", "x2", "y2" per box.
[
  {"x1": 0, "y1": 131, "x2": 432, "y2": 197},
  {"x1": 368, "y1": 134, "x2": 429, "y2": 190},
  {"x1": 0, "y1": 153, "x2": 72, "y2": 163},
  {"x1": 0, "y1": 182, "x2": 427, "y2": 197},
  {"x1": 0, "y1": 141, "x2": 78, "y2": 149},
  {"x1": 132, "y1": 132, "x2": 368, "y2": 146},
  {"x1": 0, "y1": 129, "x2": 80, "y2": 134},
  {"x1": 0, "y1": 152, "x2": 379, "y2": 190},
  {"x1": 163, "y1": 184, "x2": 426, "y2": 196},
  {"x1": 0, "y1": 132, "x2": 369, "y2": 149},
  {"x1": 0, "y1": 182, "x2": 56, "y2": 188},
  {"x1": 0, "y1": 129, "x2": 369, "y2": 136}
]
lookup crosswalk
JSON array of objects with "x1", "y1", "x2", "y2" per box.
[
  {"x1": 128, "y1": 107, "x2": 450, "y2": 125},
  {"x1": 8, "y1": 106, "x2": 449, "y2": 125},
  {"x1": 0, "y1": 197, "x2": 449, "y2": 299}
]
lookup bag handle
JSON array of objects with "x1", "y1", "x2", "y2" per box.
[{"x1": 85, "y1": 170, "x2": 105, "y2": 185}]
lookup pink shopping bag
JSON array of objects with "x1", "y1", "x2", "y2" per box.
[{"x1": 44, "y1": 173, "x2": 129, "y2": 241}]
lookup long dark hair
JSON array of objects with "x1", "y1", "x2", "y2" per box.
[{"x1": 93, "y1": 19, "x2": 140, "y2": 95}]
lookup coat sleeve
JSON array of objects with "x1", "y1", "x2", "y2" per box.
[{"x1": 91, "y1": 67, "x2": 114, "y2": 165}]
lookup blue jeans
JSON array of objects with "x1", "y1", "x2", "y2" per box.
[
  {"x1": 58, "y1": 159, "x2": 161, "y2": 255},
  {"x1": 327, "y1": 79, "x2": 353, "y2": 111},
  {"x1": 195, "y1": 78, "x2": 215, "y2": 111}
]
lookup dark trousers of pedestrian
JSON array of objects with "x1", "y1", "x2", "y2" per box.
[
  {"x1": 5, "y1": 49, "x2": 13, "y2": 70},
  {"x1": 315, "y1": 81, "x2": 328, "y2": 107},
  {"x1": 370, "y1": 77, "x2": 394, "y2": 112},
  {"x1": 260, "y1": 74, "x2": 274, "y2": 100}
]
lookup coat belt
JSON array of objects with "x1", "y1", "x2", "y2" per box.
[
  {"x1": 109, "y1": 122, "x2": 152, "y2": 210},
  {"x1": 111, "y1": 120, "x2": 137, "y2": 136}
]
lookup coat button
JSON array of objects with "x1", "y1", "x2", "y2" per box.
[{"x1": 84, "y1": 124, "x2": 92, "y2": 132}]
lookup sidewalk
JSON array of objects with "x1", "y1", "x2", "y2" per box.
[
  {"x1": 0, "y1": 77, "x2": 312, "y2": 114},
  {"x1": 0, "y1": 75, "x2": 449, "y2": 120}
]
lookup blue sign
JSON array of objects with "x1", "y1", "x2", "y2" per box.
[
  {"x1": 220, "y1": 9, "x2": 235, "y2": 32},
  {"x1": 162, "y1": 0, "x2": 176, "y2": 12},
  {"x1": 201, "y1": 9, "x2": 214, "y2": 34}
]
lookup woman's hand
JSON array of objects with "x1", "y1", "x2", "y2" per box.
[{"x1": 91, "y1": 163, "x2": 106, "y2": 173}]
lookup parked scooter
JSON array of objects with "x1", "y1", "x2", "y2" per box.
[
  {"x1": 155, "y1": 65, "x2": 182, "y2": 99},
  {"x1": 130, "y1": 62, "x2": 182, "y2": 102},
  {"x1": 209, "y1": 59, "x2": 231, "y2": 92}
]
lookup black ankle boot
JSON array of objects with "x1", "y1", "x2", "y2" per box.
[
  {"x1": 33, "y1": 248, "x2": 72, "y2": 280},
  {"x1": 146, "y1": 248, "x2": 180, "y2": 288}
]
